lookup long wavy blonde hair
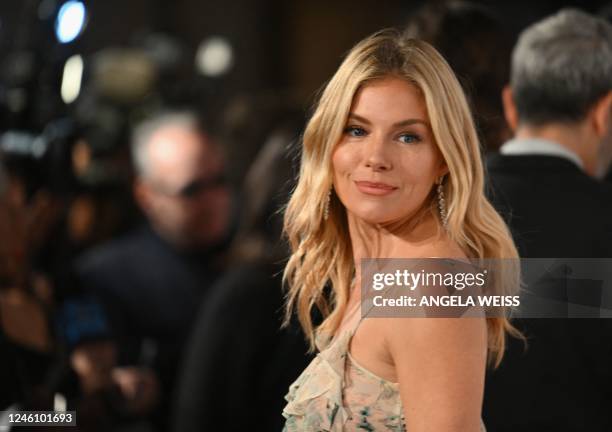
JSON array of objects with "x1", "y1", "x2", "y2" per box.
[{"x1": 283, "y1": 29, "x2": 520, "y2": 367}]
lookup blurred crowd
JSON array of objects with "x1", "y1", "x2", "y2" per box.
[{"x1": 1, "y1": 1, "x2": 612, "y2": 432}]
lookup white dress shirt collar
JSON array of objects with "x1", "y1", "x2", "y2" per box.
[{"x1": 500, "y1": 137, "x2": 584, "y2": 171}]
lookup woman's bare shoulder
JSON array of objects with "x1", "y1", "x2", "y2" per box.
[{"x1": 379, "y1": 316, "x2": 487, "y2": 361}]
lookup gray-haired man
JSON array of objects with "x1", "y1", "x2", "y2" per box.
[
  {"x1": 75, "y1": 110, "x2": 233, "y2": 429},
  {"x1": 485, "y1": 9, "x2": 612, "y2": 431}
]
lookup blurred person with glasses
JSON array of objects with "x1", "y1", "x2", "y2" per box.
[{"x1": 74, "y1": 110, "x2": 235, "y2": 430}]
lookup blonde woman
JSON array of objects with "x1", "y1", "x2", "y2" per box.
[{"x1": 282, "y1": 30, "x2": 519, "y2": 431}]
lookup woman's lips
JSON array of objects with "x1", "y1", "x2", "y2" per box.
[{"x1": 354, "y1": 181, "x2": 398, "y2": 196}]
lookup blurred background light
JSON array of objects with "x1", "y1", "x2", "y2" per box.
[
  {"x1": 55, "y1": 1, "x2": 86, "y2": 44},
  {"x1": 61, "y1": 54, "x2": 83, "y2": 104},
  {"x1": 92, "y1": 48, "x2": 157, "y2": 103},
  {"x1": 195, "y1": 36, "x2": 233, "y2": 77}
]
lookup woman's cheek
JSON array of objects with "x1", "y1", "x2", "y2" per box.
[{"x1": 332, "y1": 148, "x2": 354, "y2": 182}]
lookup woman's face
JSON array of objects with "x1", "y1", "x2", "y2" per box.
[{"x1": 332, "y1": 77, "x2": 447, "y2": 225}]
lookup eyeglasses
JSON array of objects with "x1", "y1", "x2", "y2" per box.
[{"x1": 149, "y1": 173, "x2": 227, "y2": 199}]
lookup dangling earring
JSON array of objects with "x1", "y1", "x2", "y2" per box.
[
  {"x1": 436, "y1": 176, "x2": 448, "y2": 229},
  {"x1": 323, "y1": 189, "x2": 331, "y2": 220}
]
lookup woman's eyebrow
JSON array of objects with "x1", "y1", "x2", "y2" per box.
[
  {"x1": 347, "y1": 113, "x2": 429, "y2": 127},
  {"x1": 392, "y1": 119, "x2": 429, "y2": 127},
  {"x1": 347, "y1": 113, "x2": 371, "y2": 124}
]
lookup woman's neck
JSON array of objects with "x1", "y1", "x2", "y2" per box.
[{"x1": 348, "y1": 210, "x2": 443, "y2": 276}]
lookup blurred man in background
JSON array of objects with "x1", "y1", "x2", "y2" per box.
[
  {"x1": 130, "y1": 111, "x2": 232, "y2": 250},
  {"x1": 485, "y1": 9, "x2": 612, "y2": 431},
  {"x1": 172, "y1": 111, "x2": 313, "y2": 432},
  {"x1": 75, "y1": 111, "x2": 233, "y2": 429}
]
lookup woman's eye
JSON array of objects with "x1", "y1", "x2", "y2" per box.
[
  {"x1": 344, "y1": 126, "x2": 367, "y2": 137},
  {"x1": 398, "y1": 133, "x2": 421, "y2": 144}
]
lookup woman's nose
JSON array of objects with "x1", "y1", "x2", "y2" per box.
[{"x1": 364, "y1": 134, "x2": 392, "y2": 171}]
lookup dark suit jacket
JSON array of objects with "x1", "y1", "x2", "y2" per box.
[
  {"x1": 172, "y1": 262, "x2": 312, "y2": 432},
  {"x1": 74, "y1": 225, "x2": 222, "y2": 429},
  {"x1": 484, "y1": 152, "x2": 612, "y2": 431}
]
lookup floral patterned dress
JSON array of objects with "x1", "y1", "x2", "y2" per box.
[
  {"x1": 282, "y1": 309, "x2": 487, "y2": 431},
  {"x1": 282, "y1": 308, "x2": 405, "y2": 431}
]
